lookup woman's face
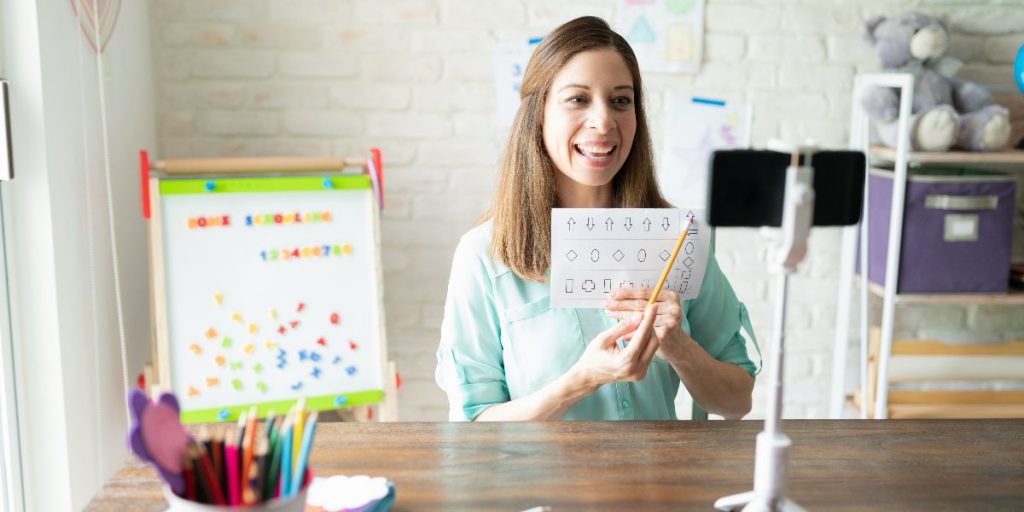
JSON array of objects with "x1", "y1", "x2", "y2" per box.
[{"x1": 542, "y1": 48, "x2": 637, "y2": 191}]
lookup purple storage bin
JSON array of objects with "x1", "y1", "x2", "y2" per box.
[{"x1": 864, "y1": 167, "x2": 1016, "y2": 293}]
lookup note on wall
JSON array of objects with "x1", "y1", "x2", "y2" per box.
[
  {"x1": 494, "y1": 38, "x2": 542, "y2": 128},
  {"x1": 616, "y1": 0, "x2": 705, "y2": 74},
  {"x1": 660, "y1": 96, "x2": 750, "y2": 210},
  {"x1": 550, "y1": 208, "x2": 709, "y2": 309}
]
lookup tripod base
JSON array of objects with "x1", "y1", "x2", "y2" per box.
[
  {"x1": 714, "y1": 427, "x2": 806, "y2": 511},
  {"x1": 714, "y1": 491, "x2": 806, "y2": 512}
]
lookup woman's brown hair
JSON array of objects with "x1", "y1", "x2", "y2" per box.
[{"x1": 487, "y1": 16, "x2": 669, "y2": 282}]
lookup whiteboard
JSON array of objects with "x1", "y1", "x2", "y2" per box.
[
  {"x1": 153, "y1": 175, "x2": 386, "y2": 423},
  {"x1": 550, "y1": 208, "x2": 709, "y2": 309}
]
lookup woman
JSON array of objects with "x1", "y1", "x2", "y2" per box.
[{"x1": 435, "y1": 16, "x2": 758, "y2": 421}]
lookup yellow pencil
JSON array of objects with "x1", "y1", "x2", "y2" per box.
[
  {"x1": 292, "y1": 398, "x2": 305, "y2": 471},
  {"x1": 648, "y1": 215, "x2": 695, "y2": 306}
]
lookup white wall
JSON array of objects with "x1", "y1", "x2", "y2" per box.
[
  {"x1": 2, "y1": 0, "x2": 155, "y2": 509},
  {"x1": 149, "y1": 0, "x2": 1024, "y2": 421}
]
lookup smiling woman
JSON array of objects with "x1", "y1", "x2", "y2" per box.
[
  {"x1": 543, "y1": 49, "x2": 638, "y2": 201},
  {"x1": 434, "y1": 16, "x2": 758, "y2": 423}
]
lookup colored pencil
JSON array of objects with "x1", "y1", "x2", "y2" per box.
[
  {"x1": 263, "y1": 410, "x2": 277, "y2": 435},
  {"x1": 181, "y1": 447, "x2": 197, "y2": 502},
  {"x1": 291, "y1": 411, "x2": 318, "y2": 496},
  {"x1": 252, "y1": 437, "x2": 270, "y2": 505},
  {"x1": 242, "y1": 454, "x2": 259, "y2": 505},
  {"x1": 649, "y1": 215, "x2": 695, "y2": 306},
  {"x1": 236, "y1": 412, "x2": 247, "y2": 463},
  {"x1": 187, "y1": 445, "x2": 209, "y2": 503},
  {"x1": 264, "y1": 417, "x2": 280, "y2": 497},
  {"x1": 292, "y1": 399, "x2": 305, "y2": 474},
  {"x1": 241, "y1": 406, "x2": 258, "y2": 503},
  {"x1": 196, "y1": 426, "x2": 212, "y2": 503},
  {"x1": 211, "y1": 427, "x2": 224, "y2": 498},
  {"x1": 279, "y1": 419, "x2": 293, "y2": 499},
  {"x1": 263, "y1": 416, "x2": 281, "y2": 499},
  {"x1": 264, "y1": 417, "x2": 286, "y2": 501},
  {"x1": 225, "y1": 436, "x2": 240, "y2": 506},
  {"x1": 193, "y1": 442, "x2": 227, "y2": 505}
]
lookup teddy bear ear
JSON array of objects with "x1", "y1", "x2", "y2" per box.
[{"x1": 862, "y1": 15, "x2": 886, "y2": 45}]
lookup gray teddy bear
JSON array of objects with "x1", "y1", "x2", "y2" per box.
[{"x1": 861, "y1": 11, "x2": 1011, "y2": 152}]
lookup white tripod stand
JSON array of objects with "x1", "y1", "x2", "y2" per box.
[{"x1": 714, "y1": 148, "x2": 816, "y2": 512}]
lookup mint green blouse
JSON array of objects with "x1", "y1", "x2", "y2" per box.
[{"x1": 435, "y1": 221, "x2": 759, "y2": 421}]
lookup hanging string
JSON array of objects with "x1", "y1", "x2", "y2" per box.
[{"x1": 89, "y1": 0, "x2": 132, "y2": 429}]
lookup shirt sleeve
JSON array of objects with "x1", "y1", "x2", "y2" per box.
[
  {"x1": 434, "y1": 235, "x2": 510, "y2": 421},
  {"x1": 685, "y1": 250, "x2": 761, "y2": 377}
]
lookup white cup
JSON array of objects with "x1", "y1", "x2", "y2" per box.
[{"x1": 163, "y1": 486, "x2": 308, "y2": 512}]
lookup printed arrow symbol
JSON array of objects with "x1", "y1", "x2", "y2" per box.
[
  {"x1": 605, "y1": 217, "x2": 614, "y2": 231},
  {"x1": 643, "y1": 217, "x2": 652, "y2": 231},
  {"x1": 567, "y1": 217, "x2": 576, "y2": 230},
  {"x1": 624, "y1": 217, "x2": 633, "y2": 230},
  {"x1": 662, "y1": 217, "x2": 671, "y2": 231},
  {"x1": 586, "y1": 217, "x2": 595, "y2": 231}
]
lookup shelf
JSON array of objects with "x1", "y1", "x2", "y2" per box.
[
  {"x1": 869, "y1": 145, "x2": 1024, "y2": 170},
  {"x1": 850, "y1": 394, "x2": 1024, "y2": 419},
  {"x1": 855, "y1": 275, "x2": 1024, "y2": 305},
  {"x1": 890, "y1": 340, "x2": 1024, "y2": 356}
]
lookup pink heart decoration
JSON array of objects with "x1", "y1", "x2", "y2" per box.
[{"x1": 69, "y1": 0, "x2": 122, "y2": 53}]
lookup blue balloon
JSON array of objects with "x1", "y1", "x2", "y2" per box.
[{"x1": 1015, "y1": 43, "x2": 1024, "y2": 94}]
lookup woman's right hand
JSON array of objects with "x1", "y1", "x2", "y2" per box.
[{"x1": 571, "y1": 303, "x2": 660, "y2": 391}]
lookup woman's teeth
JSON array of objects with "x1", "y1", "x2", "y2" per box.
[{"x1": 575, "y1": 144, "x2": 616, "y2": 157}]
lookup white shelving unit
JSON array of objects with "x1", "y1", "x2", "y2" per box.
[{"x1": 832, "y1": 73, "x2": 1024, "y2": 419}]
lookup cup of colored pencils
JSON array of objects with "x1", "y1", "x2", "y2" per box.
[{"x1": 166, "y1": 402, "x2": 319, "y2": 511}]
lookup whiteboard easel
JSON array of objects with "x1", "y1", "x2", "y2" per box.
[{"x1": 142, "y1": 152, "x2": 397, "y2": 423}]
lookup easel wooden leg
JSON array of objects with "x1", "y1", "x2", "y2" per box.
[{"x1": 379, "y1": 361, "x2": 399, "y2": 422}]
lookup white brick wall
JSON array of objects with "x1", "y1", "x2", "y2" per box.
[{"x1": 151, "y1": 0, "x2": 1024, "y2": 421}]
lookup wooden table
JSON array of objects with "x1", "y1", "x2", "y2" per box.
[{"x1": 87, "y1": 420, "x2": 1024, "y2": 511}]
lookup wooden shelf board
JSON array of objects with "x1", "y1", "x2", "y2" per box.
[
  {"x1": 869, "y1": 145, "x2": 1024, "y2": 169},
  {"x1": 888, "y1": 404, "x2": 1024, "y2": 419},
  {"x1": 891, "y1": 340, "x2": 1024, "y2": 357},
  {"x1": 887, "y1": 390, "x2": 1024, "y2": 405},
  {"x1": 855, "y1": 275, "x2": 1024, "y2": 305},
  {"x1": 850, "y1": 392, "x2": 1024, "y2": 419}
]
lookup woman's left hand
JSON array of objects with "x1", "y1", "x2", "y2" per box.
[{"x1": 603, "y1": 288, "x2": 688, "y2": 364}]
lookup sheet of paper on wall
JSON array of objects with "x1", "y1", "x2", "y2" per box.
[
  {"x1": 615, "y1": 0, "x2": 705, "y2": 74},
  {"x1": 493, "y1": 38, "x2": 541, "y2": 128},
  {"x1": 660, "y1": 96, "x2": 751, "y2": 210},
  {"x1": 550, "y1": 208, "x2": 709, "y2": 309}
]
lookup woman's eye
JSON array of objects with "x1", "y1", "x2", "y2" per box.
[
  {"x1": 612, "y1": 96, "x2": 633, "y2": 106},
  {"x1": 566, "y1": 96, "x2": 588, "y2": 105}
]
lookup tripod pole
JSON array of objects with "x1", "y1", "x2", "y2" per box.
[{"x1": 715, "y1": 149, "x2": 814, "y2": 512}]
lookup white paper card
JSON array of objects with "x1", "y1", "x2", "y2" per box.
[{"x1": 550, "y1": 208, "x2": 709, "y2": 309}]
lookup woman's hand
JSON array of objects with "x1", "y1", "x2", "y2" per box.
[
  {"x1": 603, "y1": 288, "x2": 688, "y2": 364},
  {"x1": 571, "y1": 303, "x2": 660, "y2": 391}
]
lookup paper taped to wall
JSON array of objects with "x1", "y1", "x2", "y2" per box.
[{"x1": 550, "y1": 208, "x2": 709, "y2": 308}]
